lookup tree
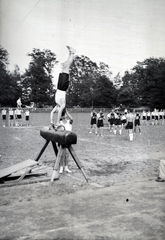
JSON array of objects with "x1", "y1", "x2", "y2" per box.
[
  {"x1": 67, "y1": 55, "x2": 99, "y2": 107},
  {"x1": 132, "y1": 58, "x2": 165, "y2": 109},
  {"x1": 9, "y1": 65, "x2": 22, "y2": 103},
  {"x1": 0, "y1": 46, "x2": 18, "y2": 106},
  {"x1": 117, "y1": 71, "x2": 141, "y2": 107},
  {"x1": 116, "y1": 58, "x2": 165, "y2": 109},
  {"x1": 117, "y1": 86, "x2": 136, "y2": 107},
  {"x1": 98, "y1": 62, "x2": 112, "y2": 79},
  {"x1": 22, "y1": 48, "x2": 57, "y2": 107},
  {"x1": 93, "y1": 75, "x2": 117, "y2": 107},
  {"x1": 67, "y1": 55, "x2": 116, "y2": 107}
]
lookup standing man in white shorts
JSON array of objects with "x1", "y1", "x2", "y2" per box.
[
  {"x1": 50, "y1": 46, "x2": 76, "y2": 130},
  {"x1": 17, "y1": 97, "x2": 22, "y2": 109}
]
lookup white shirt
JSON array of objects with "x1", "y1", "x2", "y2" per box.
[
  {"x1": 9, "y1": 109, "x2": 14, "y2": 115},
  {"x1": 25, "y1": 110, "x2": 30, "y2": 116},
  {"x1": 2, "y1": 109, "x2": 6, "y2": 115},
  {"x1": 60, "y1": 119, "x2": 72, "y2": 131},
  {"x1": 15, "y1": 108, "x2": 22, "y2": 115},
  {"x1": 127, "y1": 112, "x2": 134, "y2": 122}
]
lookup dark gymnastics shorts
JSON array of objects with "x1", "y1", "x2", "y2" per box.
[
  {"x1": 142, "y1": 116, "x2": 146, "y2": 120},
  {"x1": 10, "y1": 115, "x2": 14, "y2": 120},
  {"x1": 147, "y1": 116, "x2": 150, "y2": 121},
  {"x1": 2, "y1": 115, "x2": 6, "y2": 120},
  {"x1": 115, "y1": 118, "x2": 122, "y2": 125},
  {"x1": 57, "y1": 73, "x2": 69, "y2": 91},
  {"x1": 121, "y1": 119, "x2": 127, "y2": 124},
  {"x1": 125, "y1": 122, "x2": 133, "y2": 130},
  {"x1": 26, "y1": 116, "x2": 29, "y2": 121},
  {"x1": 17, "y1": 114, "x2": 22, "y2": 119},
  {"x1": 135, "y1": 119, "x2": 140, "y2": 126},
  {"x1": 91, "y1": 118, "x2": 96, "y2": 125},
  {"x1": 155, "y1": 116, "x2": 158, "y2": 120},
  {"x1": 108, "y1": 118, "x2": 115, "y2": 125},
  {"x1": 97, "y1": 120, "x2": 104, "y2": 128}
]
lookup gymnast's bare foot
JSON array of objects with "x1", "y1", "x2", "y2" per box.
[{"x1": 66, "y1": 46, "x2": 76, "y2": 54}]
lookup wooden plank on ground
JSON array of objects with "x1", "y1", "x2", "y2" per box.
[{"x1": 0, "y1": 159, "x2": 38, "y2": 179}]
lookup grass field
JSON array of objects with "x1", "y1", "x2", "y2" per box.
[
  {"x1": 0, "y1": 112, "x2": 165, "y2": 240},
  {"x1": 0, "y1": 112, "x2": 165, "y2": 184}
]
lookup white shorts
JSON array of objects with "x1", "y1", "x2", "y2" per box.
[{"x1": 55, "y1": 89, "x2": 66, "y2": 106}]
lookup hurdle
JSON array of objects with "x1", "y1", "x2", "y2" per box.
[{"x1": 40, "y1": 126, "x2": 89, "y2": 183}]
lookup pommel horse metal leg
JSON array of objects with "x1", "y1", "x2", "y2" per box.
[
  {"x1": 35, "y1": 140, "x2": 50, "y2": 162},
  {"x1": 68, "y1": 145, "x2": 88, "y2": 182},
  {"x1": 51, "y1": 141, "x2": 58, "y2": 156}
]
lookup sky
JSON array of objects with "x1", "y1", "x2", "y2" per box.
[{"x1": 1, "y1": 0, "x2": 165, "y2": 78}]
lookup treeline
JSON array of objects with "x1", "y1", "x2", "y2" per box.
[{"x1": 0, "y1": 45, "x2": 165, "y2": 109}]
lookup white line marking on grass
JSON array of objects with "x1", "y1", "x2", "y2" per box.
[
  {"x1": 87, "y1": 127, "x2": 110, "y2": 130},
  {"x1": 45, "y1": 208, "x2": 158, "y2": 233},
  {"x1": 80, "y1": 148, "x2": 110, "y2": 152},
  {"x1": 11, "y1": 125, "x2": 43, "y2": 128}
]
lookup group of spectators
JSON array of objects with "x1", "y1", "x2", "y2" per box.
[
  {"x1": 89, "y1": 109, "x2": 106, "y2": 136},
  {"x1": 1, "y1": 98, "x2": 34, "y2": 127},
  {"x1": 141, "y1": 109, "x2": 165, "y2": 126},
  {"x1": 89, "y1": 108, "x2": 165, "y2": 141},
  {"x1": 1, "y1": 108, "x2": 30, "y2": 127}
]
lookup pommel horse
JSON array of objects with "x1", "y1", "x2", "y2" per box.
[{"x1": 40, "y1": 126, "x2": 89, "y2": 182}]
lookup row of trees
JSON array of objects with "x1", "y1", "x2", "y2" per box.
[{"x1": 0, "y1": 45, "x2": 165, "y2": 109}]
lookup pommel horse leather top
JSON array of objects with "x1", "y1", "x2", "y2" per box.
[{"x1": 40, "y1": 126, "x2": 77, "y2": 145}]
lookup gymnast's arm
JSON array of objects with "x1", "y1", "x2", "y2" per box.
[{"x1": 65, "y1": 110, "x2": 73, "y2": 124}]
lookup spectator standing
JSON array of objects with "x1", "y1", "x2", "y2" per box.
[
  {"x1": 125, "y1": 109, "x2": 135, "y2": 141},
  {"x1": 1, "y1": 108, "x2": 6, "y2": 127},
  {"x1": 134, "y1": 112, "x2": 141, "y2": 134},
  {"x1": 142, "y1": 110, "x2": 146, "y2": 125},
  {"x1": 25, "y1": 109, "x2": 30, "y2": 126},
  {"x1": 15, "y1": 108, "x2": 22, "y2": 126},
  {"x1": 107, "y1": 109, "x2": 116, "y2": 132},
  {"x1": 89, "y1": 109, "x2": 97, "y2": 134},
  {"x1": 96, "y1": 110, "x2": 105, "y2": 137},
  {"x1": 9, "y1": 108, "x2": 14, "y2": 127},
  {"x1": 17, "y1": 97, "x2": 22, "y2": 109},
  {"x1": 113, "y1": 111, "x2": 122, "y2": 135}
]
